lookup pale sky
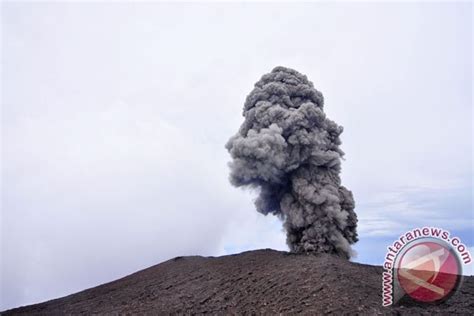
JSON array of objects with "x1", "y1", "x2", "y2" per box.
[{"x1": 1, "y1": 1, "x2": 472, "y2": 310}]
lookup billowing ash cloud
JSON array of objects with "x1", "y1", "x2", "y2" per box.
[{"x1": 226, "y1": 66, "x2": 358, "y2": 259}]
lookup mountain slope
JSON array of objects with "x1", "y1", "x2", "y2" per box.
[{"x1": 3, "y1": 249, "x2": 473, "y2": 315}]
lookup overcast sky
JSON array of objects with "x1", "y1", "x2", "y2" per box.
[{"x1": 1, "y1": 1, "x2": 472, "y2": 311}]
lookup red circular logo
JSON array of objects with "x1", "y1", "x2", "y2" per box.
[{"x1": 396, "y1": 240, "x2": 461, "y2": 303}]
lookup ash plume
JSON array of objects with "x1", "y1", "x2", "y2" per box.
[{"x1": 226, "y1": 66, "x2": 358, "y2": 259}]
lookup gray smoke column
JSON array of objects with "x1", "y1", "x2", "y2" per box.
[{"x1": 226, "y1": 66, "x2": 358, "y2": 259}]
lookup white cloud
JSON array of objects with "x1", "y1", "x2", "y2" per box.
[
  {"x1": 2, "y1": 1, "x2": 472, "y2": 310},
  {"x1": 356, "y1": 181, "x2": 473, "y2": 238}
]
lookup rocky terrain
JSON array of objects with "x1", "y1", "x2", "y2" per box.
[{"x1": 2, "y1": 249, "x2": 473, "y2": 315}]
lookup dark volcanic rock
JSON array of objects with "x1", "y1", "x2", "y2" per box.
[{"x1": 2, "y1": 249, "x2": 473, "y2": 315}]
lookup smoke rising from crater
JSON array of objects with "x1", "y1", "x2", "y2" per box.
[{"x1": 226, "y1": 66, "x2": 358, "y2": 259}]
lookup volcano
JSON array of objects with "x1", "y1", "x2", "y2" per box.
[{"x1": 2, "y1": 249, "x2": 473, "y2": 315}]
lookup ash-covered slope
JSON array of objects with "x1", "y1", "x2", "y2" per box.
[{"x1": 3, "y1": 249, "x2": 473, "y2": 315}]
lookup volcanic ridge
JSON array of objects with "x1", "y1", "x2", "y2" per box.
[{"x1": 3, "y1": 249, "x2": 473, "y2": 315}]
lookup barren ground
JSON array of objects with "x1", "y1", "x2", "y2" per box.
[{"x1": 2, "y1": 249, "x2": 473, "y2": 315}]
